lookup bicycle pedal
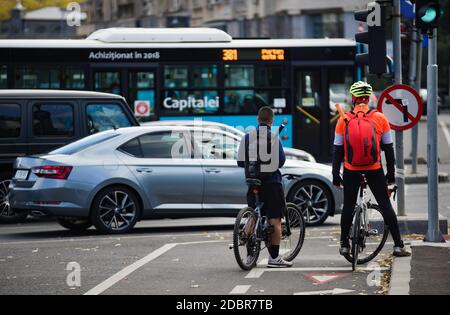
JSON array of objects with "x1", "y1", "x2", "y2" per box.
[{"x1": 368, "y1": 229, "x2": 379, "y2": 236}]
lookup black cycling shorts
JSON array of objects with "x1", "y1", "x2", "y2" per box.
[{"x1": 247, "y1": 183, "x2": 286, "y2": 219}]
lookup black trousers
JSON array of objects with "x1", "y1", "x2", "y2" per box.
[
  {"x1": 247, "y1": 183, "x2": 286, "y2": 219},
  {"x1": 341, "y1": 168, "x2": 403, "y2": 247}
]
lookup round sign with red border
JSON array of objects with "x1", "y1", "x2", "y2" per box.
[
  {"x1": 377, "y1": 84, "x2": 423, "y2": 131},
  {"x1": 135, "y1": 101, "x2": 150, "y2": 117}
]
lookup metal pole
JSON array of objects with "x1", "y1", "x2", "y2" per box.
[
  {"x1": 425, "y1": 28, "x2": 444, "y2": 243},
  {"x1": 412, "y1": 32, "x2": 423, "y2": 173},
  {"x1": 393, "y1": 0, "x2": 406, "y2": 216},
  {"x1": 409, "y1": 21, "x2": 419, "y2": 174}
]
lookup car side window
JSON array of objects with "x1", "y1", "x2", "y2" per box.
[
  {"x1": 194, "y1": 132, "x2": 239, "y2": 160},
  {"x1": 139, "y1": 132, "x2": 191, "y2": 159},
  {"x1": 119, "y1": 138, "x2": 143, "y2": 158},
  {"x1": 120, "y1": 132, "x2": 191, "y2": 159},
  {"x1": 32, "y1": 103, "x2": 74, "y2": 137},
  {"x1": 0, "y1": 104, "x2": 21, "y2": 138},
  {"x1": 86, "y1": 103, "x2": 133, "y2": 135}
]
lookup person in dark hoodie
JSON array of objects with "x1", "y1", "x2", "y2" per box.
[{"x1": 237, "y1": 106, "x2": 292, "y2": 268}]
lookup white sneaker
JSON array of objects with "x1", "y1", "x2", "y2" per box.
[{"x1": 267, "y1": 256, "x2": 293, "y2": 268}]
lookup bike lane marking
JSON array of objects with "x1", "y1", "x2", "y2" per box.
[
  {"x1": 84, "y1": 240, "x2": 227, "y2": 295},
  {"x1": 229, "y1": 285, "x2": 252, "y2": 295},
  {"x1": 245, "y1": 267, "x2": 389, "y2": 279}
]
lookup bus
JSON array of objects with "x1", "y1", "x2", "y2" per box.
[{"x1": 0, "y1": 28, "x2": 356, "y2": 162}]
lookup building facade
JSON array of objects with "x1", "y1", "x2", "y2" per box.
[
  {"x1": 56, "y1": 0, "x2": 370, "y2": 39},
  {"x1": 0, "y1": 1, "x2": 86, "y2": 39}
]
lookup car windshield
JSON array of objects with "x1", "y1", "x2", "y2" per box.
[{"x1": 50, "y1": 131, "x2": 120, "y2": 155}]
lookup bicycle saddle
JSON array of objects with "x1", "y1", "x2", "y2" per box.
[{"x1": 246, "y1": 178, "x2": 262, "y2": 187}]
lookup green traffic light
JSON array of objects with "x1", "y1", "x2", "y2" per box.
[{"x1": 421, "y1": 7, "x2": 438, "y2": 23}]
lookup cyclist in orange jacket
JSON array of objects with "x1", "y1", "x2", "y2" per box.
[{"x1": 332, "y1": 81, "x2": 410, "y2": 258}]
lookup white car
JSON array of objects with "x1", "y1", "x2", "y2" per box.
[{"x1": 142, "y1": 120, "x2": 317, "y2": 163}]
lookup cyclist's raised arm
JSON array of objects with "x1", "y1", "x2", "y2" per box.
[{"x1": 278, "y1": 139, "x2": 286, "y2": 169}]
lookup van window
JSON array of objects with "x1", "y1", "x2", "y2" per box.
[
  {"x1": 33, "y1": 104, "x2": 74, "y2": 137},
  {"x1": 0, "y1": 104, "x2": 21, "y2": 138},
  {"x1": 86, "y1": 103, "x2": 133, "y2": 135}
]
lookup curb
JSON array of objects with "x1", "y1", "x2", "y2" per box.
[
  {"x1": 388, "y1": 245, "x2": 412, "y2": 296},
  {"x1": 405, "y1": 172, "x2": 449, "y2": 184},
  {"x1": 371, "y1": 215, "x2": 448, "y2": 235}
]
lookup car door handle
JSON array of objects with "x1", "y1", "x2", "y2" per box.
[
  {"x1": 136, "y1": 168, "x2": 153, "y2": 173},
  {"x1": 205, "y1": 169, "x2": 221, "y2": 174}
]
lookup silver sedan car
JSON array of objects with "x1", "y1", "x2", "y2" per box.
[
  {"x1": 9, "y1": 126, "x2": 342, "y2": 234},
  {"x1": 143, "y1": 120, "x2": 317, "y2": 163}
]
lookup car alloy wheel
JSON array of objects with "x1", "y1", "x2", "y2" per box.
[
  {"x1": 98, "y1": 190, "x2": 137, "y2": 232},
  {"x1": 0, "y1": 180, "x2": 12, "y2": 217},
  {"x1": 290, "y1": 181, "x2": 330, "y2": 226}
]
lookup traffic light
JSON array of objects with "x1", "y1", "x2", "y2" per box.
[
  {"x1": 354, "y1": 2, "x2": 387, "y2": 75},
  {"x1": 415, "y1": 0, "x2": 441, "y2": 33}
]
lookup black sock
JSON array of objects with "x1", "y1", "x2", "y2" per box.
[{"x1": 269, "y1": 245, "x2": 280, "y2": 259}]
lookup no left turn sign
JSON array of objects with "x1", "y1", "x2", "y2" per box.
[
  {"x1": 135, "y1": 101, "x2": 151, "y2": 117},
  {"x1": 377, "y1": 84, "x2": 423, "y2": 131}
]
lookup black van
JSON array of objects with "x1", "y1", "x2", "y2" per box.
[{"x1": 0, "y1": 90, "x2": 139, "y2": 223}]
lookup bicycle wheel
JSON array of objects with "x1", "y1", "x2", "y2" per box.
[
  {"x1": 345, "y1": 204, "x2": 390, "y2": 266},
  {"x1": 355, "y1": 204, "x2": 390, "y2": 265},
  {"x1": 351, "y1": 208, "x2": 362, "y2": 271},
  {"x1": 281, "y1": 203, "x2": 306, "y2": 262},
  {"x1": 233, "y1": 207, "x2": 261, "y2": 271}
]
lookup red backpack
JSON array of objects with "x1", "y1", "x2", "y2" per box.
[{"x1": 344, "y1": 110, "x2": 380, "y2": 167}]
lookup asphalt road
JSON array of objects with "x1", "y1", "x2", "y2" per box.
[{"x1": 0, "y1": 217, "x2": 395, "y2": 296}]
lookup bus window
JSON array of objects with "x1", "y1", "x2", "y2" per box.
[
  {"x1": 94, "y1": 72, "x2": 121, "y2": 95},
  {"x1": 192, "y1": 66, "x2": 218, "y2": 88},
  {"x1": 15, "y1": 66, "x2": 61, "y2": 89},
  {"x1": 225, "y1": 65, "x2": 254, "y2": 87},
  {"x1": 164, "y1": 66, "x2": 189, "y2": 88},
  {"x1": 224, "y1": 90, "x2": 288, "y2": 115},
  {"x1": 65, "y1": 67, "x2": 85, "y2": 90},
  {"x1": 255, "y1": 66, "x2": 284, "y2": 88},
  {"x1": 162, "y1": 90, "x2": 220, "y2": 116},
  {"x1": 129, "y1": 71, "x2": 156, "y2": 122},
  {"x1": 224, "y1": 65, "x2": 288, "y2": 115},
  {"x1": 0, "y1": 65, "x2": 7, "y2": 89},
  {"x1": 162, "y1": 65, "x2": 219, "y2": 116}
]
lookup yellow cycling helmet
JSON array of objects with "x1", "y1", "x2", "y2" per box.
[{"x1": 350, "y1": 81, "x2": 373, "y2": 98}]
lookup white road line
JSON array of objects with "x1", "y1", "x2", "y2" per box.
[
  {"x1": 84, "y1": 243, "x2": 177, "y2": 295},
  {"x1": 258, "y1": 259, "x2": 268, "y2": 267},
  {"x1": 245, "y1": 267, "x2": 389, "y2": 279},
  {"x1": 0, "y1": 232, "x2": 231, "y2": 246},
  {"x1": 230, "y1": 285, "x2": 251, "y2": 295},
  {"x1": 328, "y1": 242, "x2": 395, "y2": 247},
  {"x1": 83, "y1": 240, "x2": 228, "y2": 296},
  {"x1": 245, "y1": 268, "x2": 265, "y2": 279},
  {"x1": 179, "y1": 240, "x2": 228, "y2": 246},
  {"x1": 440, "y1": 119, "x2": 450, "y2": 149}
]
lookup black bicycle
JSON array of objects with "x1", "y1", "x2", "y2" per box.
[
  {"x1": 232, "y1": 175, "x2": 306, "y2": 271},
  {"x1": 345, "y1": 174, "x2": 396, "y2": 271}
]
